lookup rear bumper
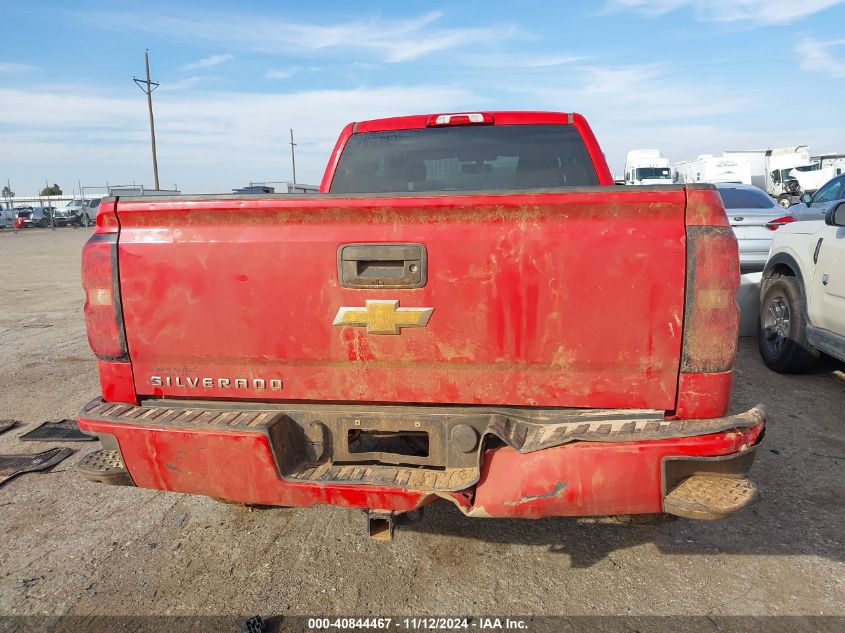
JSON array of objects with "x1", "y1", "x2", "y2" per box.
[
  {"x1": 77, "y1": 399, "x2": 765, "y2": 519},
  {"x1": 738, "y1": 251, "x2": 770, "y2": 267}
]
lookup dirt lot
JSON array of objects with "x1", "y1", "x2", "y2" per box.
[{"x1": 1, "y1": 228, "x2": 843, "y2": 623}]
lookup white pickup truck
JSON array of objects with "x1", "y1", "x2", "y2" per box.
[
  {"x1": 759, "y1": 201, "x2": 845, "y2": 371},
  {"x1": 52, "y1": 198, "x2": 100, "y2": 227}
]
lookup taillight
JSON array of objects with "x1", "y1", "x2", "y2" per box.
[
  {"x1": 764, "y1": 215, "x2": 795, "y2": 231},
  {"x1": 82, "y1": 234, "x2": 127, "y2": 360},
  {"x1": 427, "y1": 112, "x2": 494, "y2": 127},
  {"x1": 681, "y1": 189, "x2": 739, "y2": 374}
]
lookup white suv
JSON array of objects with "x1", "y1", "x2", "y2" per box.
[{"x1": 759, "y1": 201, "x2": 845, "y2": 371}]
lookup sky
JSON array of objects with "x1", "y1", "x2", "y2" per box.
[{"x1": 1, "y1": 0, "x2": 844, "y2": 195}]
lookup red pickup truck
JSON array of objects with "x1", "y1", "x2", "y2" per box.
[{"x1": 77, "y1": 111, "x2": 764, "y2": 537}]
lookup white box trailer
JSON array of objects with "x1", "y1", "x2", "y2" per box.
[{"x1": 673, "y1": 154, "x2": 752, "y2": 185}]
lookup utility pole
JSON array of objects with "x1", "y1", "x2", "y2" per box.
[
  {"x1": 45, "y1": 178, "x2": 55, "y2": 230},
  {"x1": 78, "y1": 180, "x2": 84, "y2": 229},
  {"x1": 4, "y1": 178, "x2": 15, "y2": 234},
  {"x1": 290, "y1": 128, "x2": 297, "y2": 187},
  {"x1": 134, "y1": 50, "x2": 160, "y2": 190}
]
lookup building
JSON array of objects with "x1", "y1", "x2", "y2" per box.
[
  {"x1": 107, "y1": 185, "x2": 181, "y2": 197},
  {"x1": 235, "y1": 181, "x2": 318, "y2": 194}
]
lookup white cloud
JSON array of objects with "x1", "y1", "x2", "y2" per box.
[
  {"x1": 0, "y1": 88, "x2": 136, "y2": 128},
  {"x1": 86, "y1": 10, "x2": 519, "y2": 63},
  {"x1": 796, "y1": 38, "x2": 845, "y2": 77},
  {"x1": 0, "y1": 83, "x2": 475, "y2": 194},
  {"x1": 487, "y1": 61, "x2": 762, "y2": 177},
  {"x1": 265, "y1": 68, "x2": 298, "y2": 80},
  {"x1": 181, "y1": 54, "x2": 233, "y2": 70},
  {"x1": 507, "y1": 63, "x2": 749, "y2": 122},
  {"x1": 0, "y1": 49, "x2": 835, "y2": 194},
  {"x1": 0, "y1": 61, "x2": 34, "y2": 73},
  {"x1": 459, "y1": 53, "x2": 586, "y2": 70},
  {"x1": 604, "y1": 0, "x2": 844, "y2": 24},
  {"x1": 518, "y1": 54, "x2": 586, "y2": 68},
  {"x1": 158, "y1": 75, "x2": 219, "y2": 92}
]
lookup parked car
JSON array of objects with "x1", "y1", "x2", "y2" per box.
[
  {"x1": 18, "y1": 207, "x2": 52, "y2": 228},
  {"x1": 52, "y1": 199, "x2": 87, "y2": 226},
  {"x1": 788, "y1": 174, "x2": 845, "y2": 221},
  {"x1": 52, "y1": 198, "x2": 101, "y2": 226},
  {"x1": 14, "y1": 207, "x2": 32, "y2": 228},
  {"x1": 714, "y1": 182, "x2": 796, "y2": 272},
  {"x1": 13, "y1": 207, "x2": 31, "y2": 229},
  {"x1": 759, "y1": 200, "x2": 845, "y2": 371}
]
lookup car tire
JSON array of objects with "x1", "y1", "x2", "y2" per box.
[
  {"x1": 757, "y1": 275, "x2": 819, "y2": 373},
  {"x1": 83, "y1": 214, "x2": 91, "y2": 227},
  {"x1": 39, "y1": 218, "x2": 48, "y2": 228}
]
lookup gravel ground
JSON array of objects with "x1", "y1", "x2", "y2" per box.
[{"x1": 0, "y1": 228, "x2": 843, "y2": 624}]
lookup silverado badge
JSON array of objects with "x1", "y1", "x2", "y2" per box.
[{"x1": 333, "y1": 300, "x2": 433, "y2": 335}]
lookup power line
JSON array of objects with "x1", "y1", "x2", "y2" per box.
[{"x1": 133, "y1": 50, "x2": 161, "y2": 190}]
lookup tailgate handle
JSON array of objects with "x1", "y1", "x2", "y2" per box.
[{"x1": 338, "y1": 243, "x2": 427, "y2": 289}]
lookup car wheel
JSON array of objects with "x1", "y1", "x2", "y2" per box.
[
  {"x1": 83, "y1": 214, "x2": 91, "y2": 227},
  {"x1": 757, "y1": 275, "x2": 819, "y2": 373},
  {"x1": 777, "y1": 194, "x2": 792, "y2": 209},
  {"x1": 39, "y1": 218, "x2": 49, "y2": 228}
]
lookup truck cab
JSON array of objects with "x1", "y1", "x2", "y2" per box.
[{"x1": 624, "y1": 149, "x2": 672, "y2": 185}]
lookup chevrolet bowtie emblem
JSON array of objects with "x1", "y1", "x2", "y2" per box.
[{"x1": 333, "y1": 300, "x2": 433, "y2": 335}]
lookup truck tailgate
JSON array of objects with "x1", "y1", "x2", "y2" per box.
[{"x1": 115, "y1": 189, "x2": 687, "y2": 409}]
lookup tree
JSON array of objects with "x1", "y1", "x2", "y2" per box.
[
  {"x1": 39, "y1": 183, "x2": 62, "y2": 196},
  {"x1": 1, "y1": 185, "x2": 13, "y2": 198}
]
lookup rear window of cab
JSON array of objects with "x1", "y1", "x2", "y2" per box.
[{"x1": 330, "y1": 124, "x2": 598, "y2": 194}]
